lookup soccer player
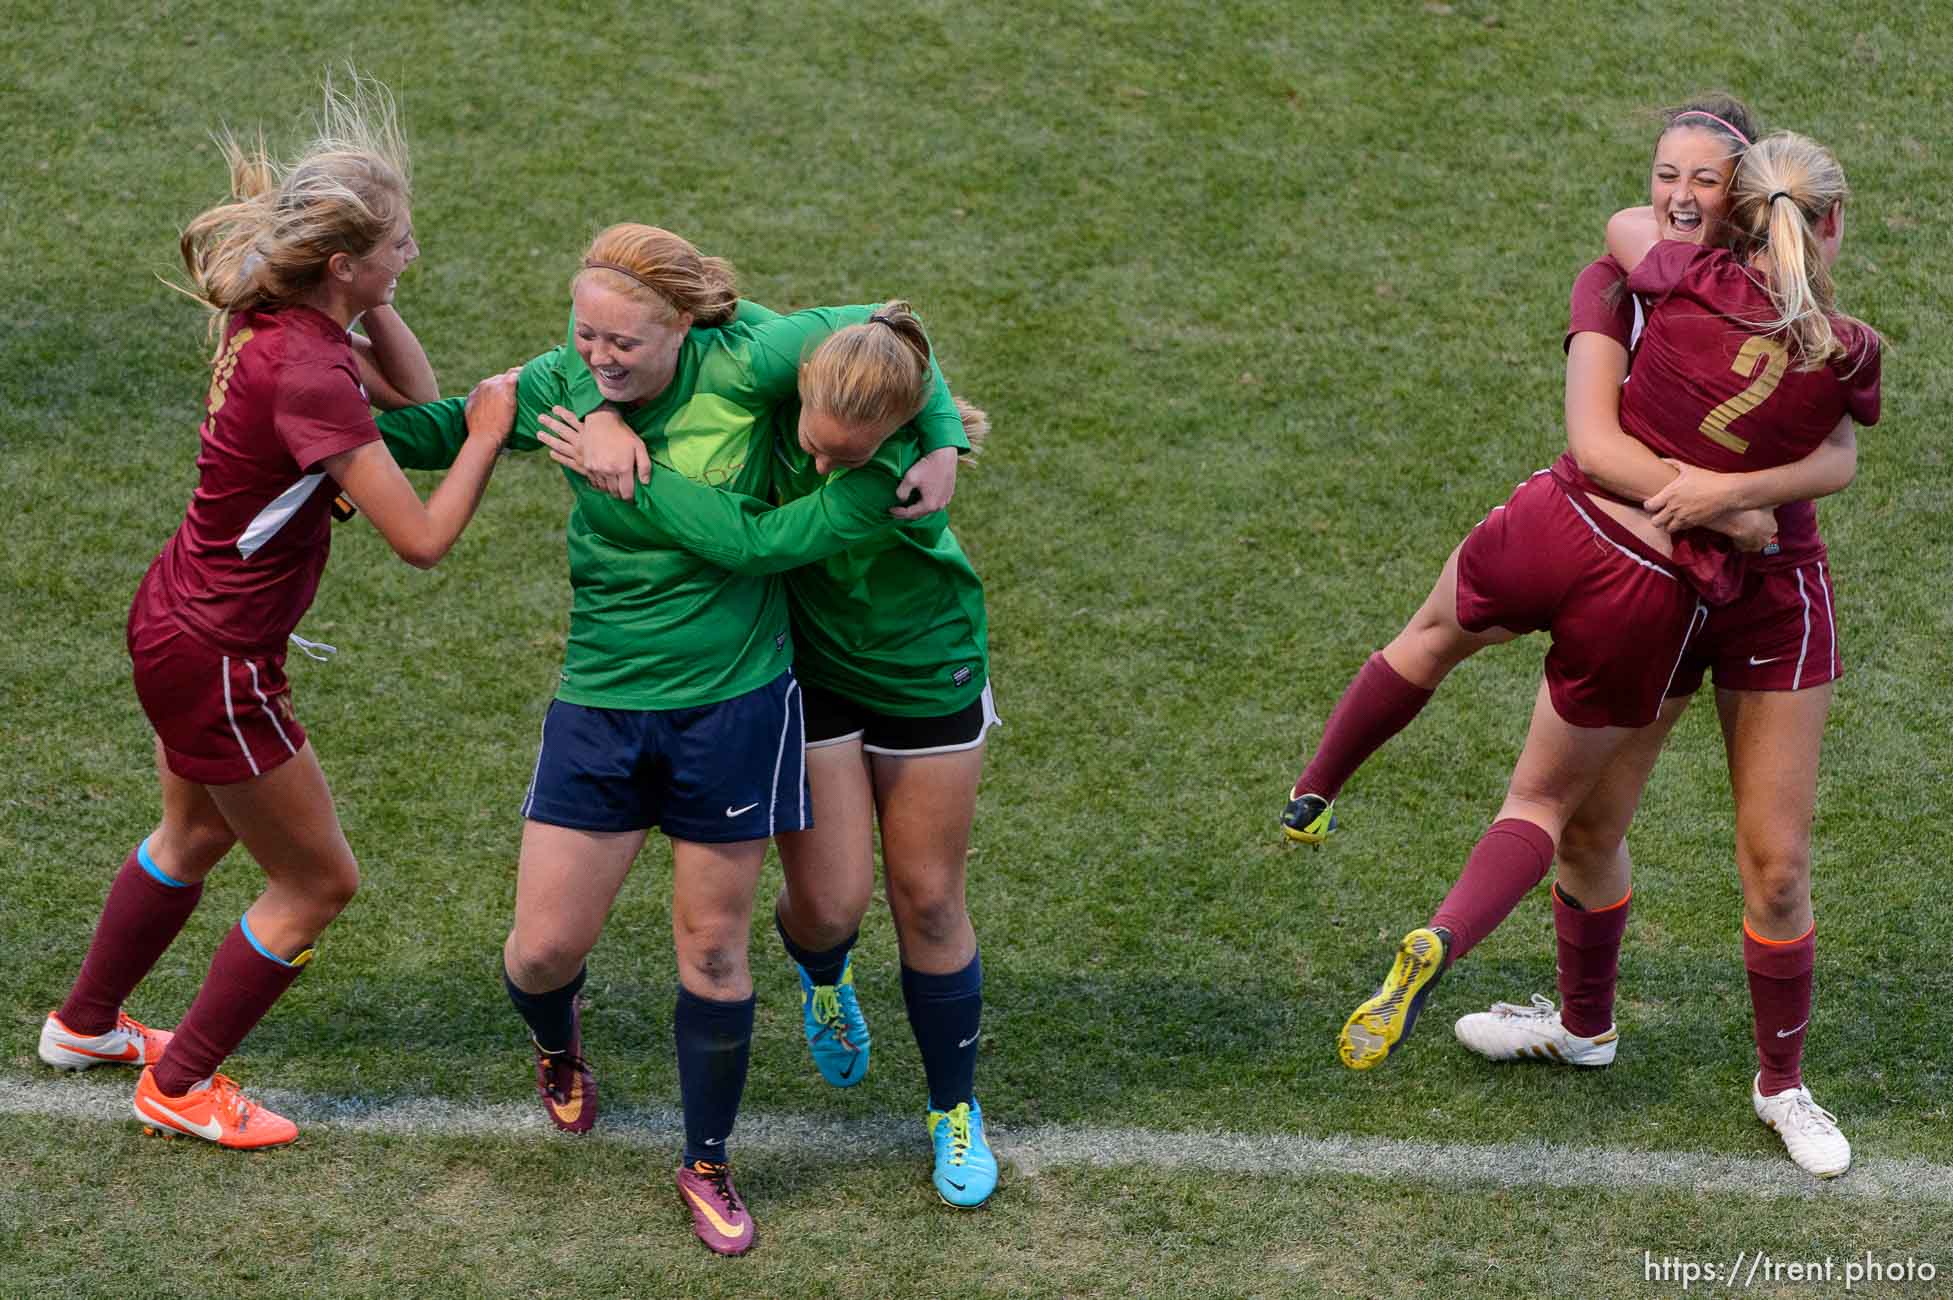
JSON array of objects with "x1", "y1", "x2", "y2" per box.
[
  {"x1": 37, "y1": 75, "x2": 518, "y2": 1148},
  {"x1": 542, "y1": 303, "x2": 1002, "y2": 1208},
  {"x1": 1290, "y1": 121, "x2": 1876, "y2": 1144},
  {"x1": 1452, "y1": 131, "x2": 1878, "y2": 1179},
  {"x1": 372, "y1": 228, "x2": 976, "y2": 1254}
]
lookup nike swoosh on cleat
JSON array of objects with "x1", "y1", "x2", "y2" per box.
[
  {"x1": 1748, "y1": 654, "x2": 1783, "y2": 666},
  {"x1": 137, "y1": 1096, "x2": 222, "y2": 1141},
  {"x1": 682, "y1": 1187, "x2": 746, "y2": 1238},
  {"x1": 725, "y1": 802, "x2": 760, "y2": 817},
  {"x1": 66, "y1": 1042, "x2": 142, "y2": 1062},
  {"x1": 1775, "y1": 1018, "x2": 1810, "y2": 1038},
  {"x1": 547, "y1": 1074, "x2": 584, "y2": 1125}
]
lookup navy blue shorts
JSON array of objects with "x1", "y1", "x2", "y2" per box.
[{"x1": 521, "y1": 671, "x2": 810, "y2": 842}]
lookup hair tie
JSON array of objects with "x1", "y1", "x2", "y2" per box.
[
  {"x1": 1672, "y1": 109, "x2": 1751, "y2": 146},
  {"x1": 582, "y1": 259, "x2": 665, "y2": 296},
  {"x1": 1767, "y1": 190, "x2": 1791, "y2": 204}
]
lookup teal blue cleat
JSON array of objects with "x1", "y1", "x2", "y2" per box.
[
  {"x1": 798, "y1": 953, "x2": 870, "y2": 1087},
  {"x1": 927, "y1": 1099, "x2": 999, "y2": 1208}
]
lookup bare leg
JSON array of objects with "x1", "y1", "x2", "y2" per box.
[
  {"x1": 503, "y1": 820, "x2": 648, "y2": 993},
  {"x1": 776, "y1": 740, "x2": 877, "y2": 953}
]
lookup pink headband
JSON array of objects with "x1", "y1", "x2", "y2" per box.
[{"x1": 1672, "y1": 110, "x2": 1750, "y2": 146}]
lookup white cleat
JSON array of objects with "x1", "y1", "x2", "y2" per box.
[
  {"x1": 1753, "y1": 1074, "x2": 1851, "y2": 1178},
  {"x1": 38, "y1": 1010, "x2": 174, "y2": 1071},
  {"x1": 1452, "y1": 993, "x2": 1618, "y2": 1066}
]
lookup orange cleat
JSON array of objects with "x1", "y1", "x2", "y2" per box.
[
  {"x1": 40, "y1": 1009, "x2": 175, "y2": 1071},
  {"x1": 132, "y1": 1066, "x2": 298, "y2": 1149}
]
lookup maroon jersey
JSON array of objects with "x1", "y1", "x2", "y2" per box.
[
  {"x1": 1619, "y1": 241, "x2": 1880, "y2": 571},
  {"x1": 142, "y1": 306, "x2": 381, "y2": 654},
  {"x1": 1562, "y1": 254, "x2": 1638, "y2": 354}
]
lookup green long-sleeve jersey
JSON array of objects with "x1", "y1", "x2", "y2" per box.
[
  {"x1": 577, "y1": 294, "x2": 987, "y2": 715},
  {"x1": 375, "y1": 303, "x2": 970, "y2": 711}
]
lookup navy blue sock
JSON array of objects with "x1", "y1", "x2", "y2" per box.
[
  {"x1": 505, "y1": 965, "x2": 585, "y2": 1055},
  {"x1": 675, "y1": 986, "x2": 756, "y2": 1165},
  {"x1": 901, "y1": 952, "x2": 983, "y2": 1111},
  {"x1": 776, "y1": 912, "x2": 857, "y2": 986}
]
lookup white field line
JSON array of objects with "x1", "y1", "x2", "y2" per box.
[{"x1": 6, "y1": 1072, "x2": 1951, "y2": 1204}]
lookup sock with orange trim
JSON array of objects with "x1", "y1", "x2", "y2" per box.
[
  {"x1": 1554, "y1": 884, "x2": 1630, "y2": 1038},
  {"x1": 151, "y1": 918, "x2": 307, "y2": 1096},
  {"x1": 58, "y1": 841, "x2": 205, "y2": 1035},
  {"x1": 1744, "y1": 923, "x2": 1814, "y2": 1095}
]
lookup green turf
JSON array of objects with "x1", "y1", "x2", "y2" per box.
[{"x1": 4, "y1": 1, "x2": 1951, "y2": 1295}]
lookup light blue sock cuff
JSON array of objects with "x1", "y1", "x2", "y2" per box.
[
  {"x1": 136, "y1": 838, "x2": 192, "y2": 889},
  {"x1": 240, "y1": 914, "x2": 300, "y2": 968}
]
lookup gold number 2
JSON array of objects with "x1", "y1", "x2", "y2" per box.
[{"x1": 1697, "y1": 335, "x2": 1789, "y2": 454}]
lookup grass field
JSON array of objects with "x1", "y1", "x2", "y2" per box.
[{"x1": 4, "y1": 2, "x2": 1951, "y2": 1296}]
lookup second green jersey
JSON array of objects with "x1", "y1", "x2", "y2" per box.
[{"x1": 579, "y1": 391, "x2": 990, "y2": 717}]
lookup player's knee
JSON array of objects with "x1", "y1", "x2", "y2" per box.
[
  {"x1": 781, "y1": 882, "x2": 871, "y2": 946},
  {"x1": 679, "y1": 940, "x2": 747, "y2": 992},
  {"x1": 891, "y1": 884, "x2": 967, "y2": 949},
  {"x1": 1556, "y1": 819, "x2": 1617, "y2": 877},
  {"x1": 504, "y1": 928, "x2": 590, "y2": 990},
  {"x1": 305, "y1": 857, "x2": 361, "y2": 919},
  {"x1": 1744, "y1": 853, "x2": 1810, "y2": 927}
]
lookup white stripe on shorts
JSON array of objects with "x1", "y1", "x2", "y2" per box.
[
  {"x1": 520, "y1": 710, "x2": 549, "y2": 820},
  {"x1": 1793, "y1": 567, "x2": 1814, "y2": 690},
  {"x1": 768, "y1": 677, "x2": 803, "y2": 837},
  {"x1": 1655, "y1": 601, "x2": 1710, "y2": 721},
  {"x1": 246, "y1": 661, "x2": 298, "y2": 758},
  {"x1": 862, "y1": 682, "x2": 1003, "y2": 757},
  {"x1": 1557, "y1": 491, "x2": 1677, "y2": 581},
  {"x1": 1818, "y1": 560, "x2": 1839, "y2": 678},
  {"x1": 220, "y1": 657, "x2": 262, "y2": 777}
]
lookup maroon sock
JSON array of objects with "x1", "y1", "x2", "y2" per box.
[
  {"x1": 1554, "y1": 885, "x2": 1630, "y2": 1038},
  {"x1": 1744, "y1": 923, "x2": 1814, "y2": 1096},
  {"x1": 1294, "y1": 653, "x2": 1435, "y2": 800},
  {"x1": 1429, "y1": 818, "x2": 1556, "y2": 962},
  {"x1": 151, "y1": 921, "x2": 304, "y2": 1096},
  {"x1": 57, "y1": 845, "x2": 205, "y2": 1035}
]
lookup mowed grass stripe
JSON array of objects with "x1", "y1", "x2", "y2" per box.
[{"x1": 10, "y1": 1072, "x2": 1951, "y2": 1205}]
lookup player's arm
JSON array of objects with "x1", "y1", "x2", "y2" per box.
[
  {"x1": 1645, "y1": 415, "x2": 1857, "y2": 533},
  {"x1": 322, "y1": 370, "x2": 518, "y2": 569},
  {"x1": 349, "y1": 305, "x2": 438, "y2": 409},
  {"x1": 629, "y1": 464, "x2": 905, "y2": 574},
  {"x1": 1564, "y1": 333, "x2": 1777, "y2": 548},
  {"x1": 1605, "y1": 206, "x2": 1662, "y2": 273},
  {"x1": 374, "y1": 353, "x2": 560, "y2": 469}
]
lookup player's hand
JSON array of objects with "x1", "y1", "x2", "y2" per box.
[
  {"x1": 537, "y1": 406, "x2": 648, "y2": 500},
  {"x1": 1715, "y1": 507, "x2": 1779, "y2": 553},
  {"x1": 462, "y1": 367, "x2": 522, "y2": 447},
  {"x1": 890, "y1": 445, "x2": 958, "y2": 519},
  {"x1": 1644, "y1": 459, "x2": 1741, "y2": 532}
]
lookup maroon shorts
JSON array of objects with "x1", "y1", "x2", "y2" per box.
[
  {"x1": 1668, "y1": 558, "x2": 1841, "y2": 697},
  {"x1": 127, "y1": 579, "x2": 306, "y2": 785},
  {"x1": 1455, "y1": 472, "x2": 1706, "y2": 729}
]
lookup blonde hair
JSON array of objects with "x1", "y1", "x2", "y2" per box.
[
  {"x1": 1725, "y1": 131, "x2": 1858, "y2": 369},
  {"x1": 572, "y1": 224, "x2": 738, "y2": 327},
  {"x1": 175, "y1": 70, "x2": 411, "y2": 356},
  {"x1": 799, "y1": 302, "x2": 936, "y2": 433}
]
